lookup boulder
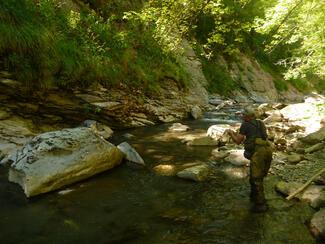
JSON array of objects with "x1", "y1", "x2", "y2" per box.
[
  {"x1": 310, "y1": 208, "x2": 325, "y2": 240},
  {"x1": 211, "y1": 149, "x2": 230, "y2": 160},
  {"x1": 286, "y1": 154, "x2": 304, "y2": 164},
  {"x1": 177, "y1": 164, "x2": 210, "y2": 181},
  {"x1": 1, "y1": 127, "x2": 124, "y2": 197},
  {"x1": 263, "y1": 110, "x2": 283, "y2": 124},
  {"x1": 275, "y1": 181, "x2": 301, "y2": 196},
  {"x1": 206, "y1": 124, "x2": 231, "y2": 142},
  {"x1": 190, "y1": 105, "x2": 203, "y2": 119},
  {"x1": 224, "y1": 150, "x2": 250, "y2": 166},
  {"x1": 305, "y1": 143, "x2": 324, "y2": 154},
  {"x1": 301, "y1": 127, "x2": 325, "y2": 144},
  {"x1": 275, "y1": 181, "x2": 325, "y2": 209},
  {"x1": 315, "y1": 172, "x2": 325, "y2": 185},
  {"x1": 117, "y1": 142, "x2": 145, "y2": 166},
  {"x1": 257, "y1": 103, "x2": 273, "y2": 116},
  {"x1": 82, "y1": 120, "x2": 113, "y2": 139}
]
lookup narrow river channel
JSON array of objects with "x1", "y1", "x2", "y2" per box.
[{"x1": 0, "y1": 107, "x2": 317, "y2": 243}]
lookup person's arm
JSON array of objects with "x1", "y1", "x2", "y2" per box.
[{"x1": 226, "y1": 129, "x2": 245, "y2": 145}]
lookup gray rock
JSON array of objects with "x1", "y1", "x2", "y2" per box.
[
  {"x1": 177, "y1": 164, "x2": 210, "y2": 181},
  {"x1": 117, "y1": 142, "x2": 145, "y2": 166},
  {"x1": 286, "y1": 154, "x2": 304, "y2": 164},
  {"x1": 1, "y1": 127, "x2": 123, "y2": 197},
  {"x1": 275, "y1": 181, "x2": 301, "y2": 196},
  {"x1": 224, "y1": 150, "x2": 250, "y2": 166},
  {"x1": 315, "y1": 172, "x2": 325, "y2": 185},
  {"x1": 206, "y1": 124, "x2": 230, "y2": 140},
  {"x1": 310, "y1": 208, "x2": 325, "y2": 240},
  {"x1": 211, "y1": 149, "x2": 229, "y2": 160},
  {"x1": 190, "y1": 105, "x2": 203, "y2": 119},
  {"x1": 301, "y1": 185, "x2": 325, "y2": 209},
  {"x1": 263, "y1": 110, "x2": 283, "y2": 124},
  {"x1": 82, "y1": 120, "x2": 113, "y2": 139},
  {"x1": 275, "y1": 181, "x2": 325, "y2": 209},
  {"x1": 301, "y1": 127, "x2": 325, "y2": 144}
]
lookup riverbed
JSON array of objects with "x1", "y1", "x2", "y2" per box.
[{"x1": 0, "y1": 109, "x2": 317, "y2": 243}]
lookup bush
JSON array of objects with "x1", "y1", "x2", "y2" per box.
[
  {"x1": 289, "y1": 78, "x2": 309, "y2": 92},
  {"x1": 201, "y1": 58, "x2": 237, "y2": 95},
  {"x1": 273, "y1": 79, "x2": 288, "y2": 91}
]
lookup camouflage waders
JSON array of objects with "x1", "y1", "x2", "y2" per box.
[{"x1": 249, "y1": 142, "x2": 273, "y2": 210}]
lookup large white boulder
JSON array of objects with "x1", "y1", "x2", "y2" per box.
[
  {"x1": 224, "y1": 150, "x2": 250, "y2": 166},
  {"x1": 1, "y1": 127, "x2": 124, "y2": 197}
]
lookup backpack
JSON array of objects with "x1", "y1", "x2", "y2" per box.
[{"x1": 243, "y1": 120, "x2": 267, "y2": 159}]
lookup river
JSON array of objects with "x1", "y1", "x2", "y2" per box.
[{"x1": 0, "y1": 107, "x2": 317, "y2": 243}]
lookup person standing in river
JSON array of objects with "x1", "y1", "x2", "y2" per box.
[{"x1": 225, "y1": 107, "x2": 273, "y2": 213}]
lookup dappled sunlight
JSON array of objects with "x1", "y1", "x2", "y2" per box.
[
  {"x1": 281, "y1": 94, "x2": 324, "y2": 134},
  {"x1": 152, "y1": 161, "x2": 203, "y2": 177},
  {"x1": 153, "y1": 164, "x2": 176, "y2": 176},
  {"x1": 68, "y1": 11, "x2": 80, "y2": 29},
  {"x1": 150, "y1": 128, "x2": 207, "y2": 143},
  {"x1": 221, "y1": 165, "x2": 249, "y2": 179}
]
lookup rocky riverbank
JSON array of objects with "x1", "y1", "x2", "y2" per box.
[{"x1": 0, "y1": 69, "x2": 324, "y2": 239}]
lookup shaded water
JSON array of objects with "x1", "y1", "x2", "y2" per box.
[{"x1": 0, "y1": 109, "x2": 317, "y2": 243}]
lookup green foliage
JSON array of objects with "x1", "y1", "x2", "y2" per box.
[
  {"x1": 1, "y1": 0, "x2": 322, "y2": 94},
  {"x1": 289, "y1": 78, "x2": 309, "y2": 92},
  {"x1": 273, "y1": 79, "x2": 288, "y2": 92},
  {"x1": 201, "y1": 58, "x2": 237, "y2": 95},
  {"x1": 256, "y1": 0, "x2": 325, "y2": 81},
  {"x1": 0, "y1": 0, "x2": 189, "y2": 92}
]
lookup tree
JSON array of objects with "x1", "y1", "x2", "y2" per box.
[{"x1": 256, "y1": 0, "x2": 325, "y2": 79}]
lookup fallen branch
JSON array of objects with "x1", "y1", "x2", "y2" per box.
[{"x1": 286, "y1": 167, "x2": 325, "y2": 200}]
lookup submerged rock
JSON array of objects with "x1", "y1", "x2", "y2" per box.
[
  {"x1": 0, "y1": 127, "x2": 124, "y2": 197},
  {"x1": 186, "y1": 136, "x2": 219, "y2": 146},
  {"x1": 177, "y1": 164, "x2": 210, "y2": 181},
  {"x1": 168, "y1": 123, "x2": 190, "y2": 132}
]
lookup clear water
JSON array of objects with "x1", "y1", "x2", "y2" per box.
[{"x1": 0, "y1": 109, "x2": 317, "y2": 243}]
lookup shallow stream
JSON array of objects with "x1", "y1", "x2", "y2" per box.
[{"x1": 0, "y1": 108, "x2": 317, "y2": 243}]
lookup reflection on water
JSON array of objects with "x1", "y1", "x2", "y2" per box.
[{"x1": 0, "y1": 113, "x2": 316, "y2": 243}]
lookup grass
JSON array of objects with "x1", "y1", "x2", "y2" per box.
[
  {"x1": 0, "y1": 0, "x2": 189, "y2": 94},
  {"x1": 273, "y1": 79, "x2": 288, "y2": 92}
]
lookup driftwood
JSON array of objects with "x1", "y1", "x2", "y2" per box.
[{"x1": 286, "y1": 167, "x2": 325, "y2": 200}]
